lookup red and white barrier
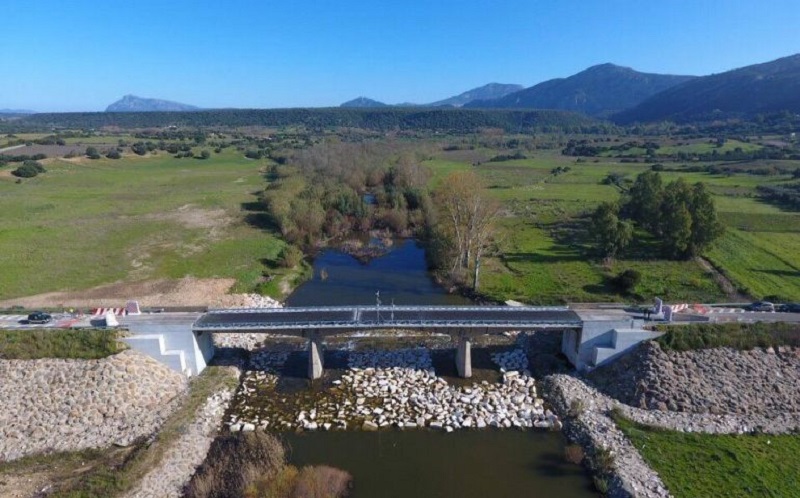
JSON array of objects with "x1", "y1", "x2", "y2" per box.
[{"x1": 92, "y1": 307, "x2": 127, "y2": 316}]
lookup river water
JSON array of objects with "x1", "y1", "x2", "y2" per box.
[
  {"x1": 281, "y1": 239, "x2": 597, "y2": 498},
  {"x1": 286, "y1": 238, "x2": 469, "y2": 307}
]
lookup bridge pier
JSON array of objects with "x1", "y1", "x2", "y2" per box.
[
  {"x1": 455, "y1": 335, "x2": 472, "y2": 378},
  {"x1": 308, "y1": 334, "x2": 324, "y2": 380}
]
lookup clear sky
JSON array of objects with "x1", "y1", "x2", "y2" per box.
[{"x1": 2, "y1": 0, "x2": 799, "y2": 112}]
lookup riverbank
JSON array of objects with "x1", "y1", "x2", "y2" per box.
[
  {"x1": 0, "y1": 350, "x2": 187, "y2": 462},
  {"x1": 123, "y1": 368, "x2": 238, "y2": 498},
  {"x1": 539, "y1": 338, "x2": 800, "y2": 497}
]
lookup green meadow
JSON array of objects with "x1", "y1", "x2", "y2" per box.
[
  {"x1": 425, "y1": 148, "x2": 800, "y2": 304},
  {"x1": 0, "y1": 149, "x2": 290, "y2": 301},
  {"x1": 617, "y1": 416, "x2": 800, "y2": 498}
]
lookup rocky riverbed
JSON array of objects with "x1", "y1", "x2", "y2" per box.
[
  {"x1": 226, "y1": 347, "x2": 562, "y2": 433},
  {"x1": 0, "y1": 350, "x2": 187, "y2": 461}
]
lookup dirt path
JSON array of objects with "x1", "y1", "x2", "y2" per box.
[
  {"x1": 0, "y1": 277, "x2": 261, "y2": 310},
  {"x1": 696, "y1": 256, "x2": 750, "y2": 301}
]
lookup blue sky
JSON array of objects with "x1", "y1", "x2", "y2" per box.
[{"x1": 2, "y1": 0, "x2": 799, "y2": 111}]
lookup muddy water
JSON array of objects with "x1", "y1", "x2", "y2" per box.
[{"x1": 283, "y1": 430, "x2": 598, "y2": 498}]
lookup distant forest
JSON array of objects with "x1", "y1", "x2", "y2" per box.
[{"x1": 14, "y1": 108, "x2": 610, "y2": 134}]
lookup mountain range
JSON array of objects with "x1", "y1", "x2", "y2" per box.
[
  {"x1": 0, "y1": 108, "x2": 35, "y2": 115},
  {"x1": 99, "y1": 53, "x2": 800, "y2": 123},
  {"x1": 106, "y1": 95, "x2": 200, "y2": 112},
  {"x1": 465, "y1": 64, "x2": 694, "y2": 117},
  {"x1": 340, "y1": 83, "x2": 524, "y2": 108},
  {"x1": 613, "y1": 54, "x2": 800, "y2": 123}
]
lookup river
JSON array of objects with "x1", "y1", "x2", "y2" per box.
[
  {"x1": 286, "y1": 238, "x2": 469, "y2": 307},
  {"x1": 280, "y1": 238, "x2": 598, "y2": 497}
]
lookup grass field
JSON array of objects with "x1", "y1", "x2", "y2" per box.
[
  {"x1": 0, "y1": 329, "x2": 124, "y2": 359},
  {"x1": 0, "y1": 148, "x2": 292, "y2": 301},
  {"x1": 616, "y1": 416, "x2": 800, "y2": 498},
  {"x1": 425, "y1": 146, "x2": 800, "y2": 304}
]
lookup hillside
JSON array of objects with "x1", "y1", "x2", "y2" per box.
[
  {"x1": 0, "y1": 109, "x2": 35, "y2": 115},
  {"x1": 614, "y1": 53, "x2": 800, "y2": 123},
  {"x1": 106, "y1": 94, "x2": 199, "y2": 112},
  {"x1": 340, "y1": 97, "x2": 388, "y2": 108},
  {"x1": 466, "y1": 63, "x2": 694, "y2": 117},
  {"x1": 427, "y1": 83, "x2": 524, "y2": 107}
]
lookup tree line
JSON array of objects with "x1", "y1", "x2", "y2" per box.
[{"x1": 18, "y1": 108, "x2": 608, "y2": 134}]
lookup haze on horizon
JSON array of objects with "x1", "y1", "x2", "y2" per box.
[{"x1": 2, "y1": 0, "x2": 799, "y2": 112}]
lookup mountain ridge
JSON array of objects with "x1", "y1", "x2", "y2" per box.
[
  {"x1": 106, "y1": 94, "x2": 199, "y2": 112},
  {"x1": 340, "y1": 97, "x2": 388, "y2": 108},
  {"x1": 465, "y1": 64, "x2": 695, "y2": 117},
  {"x1": 613, "y1": 53, "x2": 800, "y2": 123}
]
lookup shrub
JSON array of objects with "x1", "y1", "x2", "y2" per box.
[
  {"x1": 106, "y1": 149, "x2": 121, "y2": 159},
  {"x1": 278, "y1": 245, "x2": 304, "y2": 268},
  {"x1": 292, "y1": 465, "x2": 352, "y2": 498},
  {"x1": 594, "y1": 447, "x2": 616, "y2": 473},
  {"x1": 613, "y1": 269, "x2": 641, "y2": 293},
  {"x1": 86, "y1": 146, "x2": 101, "y2": 159},
  {"x1": 593, "y1": 476, "x2": 609, "y2": 494},
  {"x1": 564, "y1": 444, "x2": 585, "y2": 464},
  {"x1": 11, "y1": 160, "x2": 45, "y2": 178}
]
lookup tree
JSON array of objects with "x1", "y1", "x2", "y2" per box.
[
  {"x1": 433, "y1": 171, "x2": 499, "y2": 290},
  {"x1": 589, "y1": 202, "x2": 633, "y2": 259},
  {"x1": 658, "y1": 179, "x2": 695, "y2": 258},
  {"x1": 687, "y1": 182, "x2": 724, "y2": 255},
  {"x1": 623, "y1": 171, "x2": 663, "y2": 233}
]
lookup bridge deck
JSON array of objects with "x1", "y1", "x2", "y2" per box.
[{"x1": 193, "y1": 306, "x2": 582, "y2": 332}]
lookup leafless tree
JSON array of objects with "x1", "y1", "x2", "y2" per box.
[{"x1": 434, "y1": 171, "x2": 499, "y2": 291}]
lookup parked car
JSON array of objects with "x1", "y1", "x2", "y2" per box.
[
  {"x1": 746, "y1": 301, "x2": 775, "y2": 312},
  {"x1": 777, "y1": 303, "x2": 800, "y2": 313},
  {"x1": 27, "y1": 311, "x2": 52, "y2": 324}
]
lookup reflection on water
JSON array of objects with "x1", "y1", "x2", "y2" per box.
[
  {"x1": 286, "y1": 239, "x2": 469, "y2": 307},
  {"x1": 283, "y1": 430, "x2": 598, "y2": 498},
  {"x1": 282, "y1": 239, "x2": 598, "y2": 498}
]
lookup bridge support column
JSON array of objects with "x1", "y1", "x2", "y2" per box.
[
  {"x1": 456, "y1": 335, "x2": 472, "y2": 378},
  {"x1": 308, "y1": 335, "x2": 324, "y2": 380}
]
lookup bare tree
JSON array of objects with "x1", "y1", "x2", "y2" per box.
[{"x1": 434, "y1": 171, "x2": 499, "y2": 291}]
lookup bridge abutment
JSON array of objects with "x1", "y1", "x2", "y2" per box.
[{"x1": 456, "y1": 335, "x2": 472, "y2": 378}]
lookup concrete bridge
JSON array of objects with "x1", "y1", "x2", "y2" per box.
[
  {"x1": 119, "y1": 305, "x2": 659, "y2": 377},
  {"x1": 193, "y1": 306, "x2": 583, "y2": 378}
]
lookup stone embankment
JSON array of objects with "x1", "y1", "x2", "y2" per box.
[
  {"x1": 0, "y1": 350, "x2": 187, "y2": 461},
  {"x1": 589, "y1": 341, "x2": 800, "y2": 417},
  {"x1": 213, "y1": 294, "x2": 282, "y2": 350},
  {"x1": 541, "y1": 341, "x2": 800, "y2": 498},
  {"x1": 545, "y1": 374, "x2": 671, "y2": 498},
  {"x1": 228, "y1": 347, "x2": 562, "y2": 433},
  {"x1": 124, "y1": 380, "x2": 236, "y2": 498}
]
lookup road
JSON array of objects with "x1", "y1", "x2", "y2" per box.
[{"x1": 0, "y1": 308, "x2": 799, "y2": 330}]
